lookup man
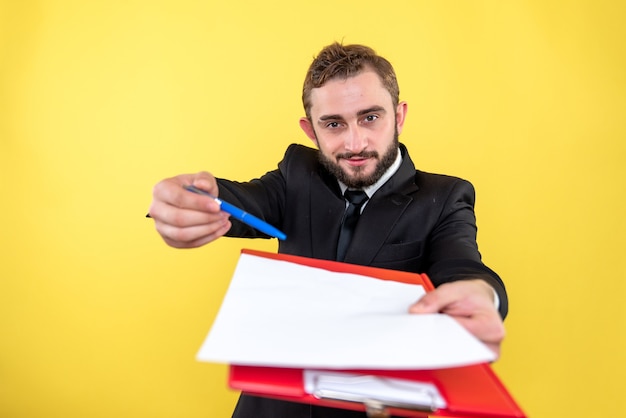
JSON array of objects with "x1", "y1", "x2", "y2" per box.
[{"x1": 149, "y1": 43, "x2": 507, "y2": 418}]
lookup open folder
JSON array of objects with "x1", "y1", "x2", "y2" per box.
[{"x1": 198, "y1": 249, "x2": 526, "y2": 418}]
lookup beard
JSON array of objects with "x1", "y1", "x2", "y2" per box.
[{"x1": 318, "y1": 130, "x2": 400, "y2": 189}]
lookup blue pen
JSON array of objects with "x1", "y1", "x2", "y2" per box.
[{"x1": 183, "y1": 185, "x2": 287, "y2": 241}]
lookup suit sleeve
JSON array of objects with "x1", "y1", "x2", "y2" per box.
[
  {"x1": 213, "y1": 147, "x2": 294, "y2": 239},
  {"x1": 425, "y1": 178, "x2": 509, "y2": 319}
]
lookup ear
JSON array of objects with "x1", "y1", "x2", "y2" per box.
[
  {"x1": 299, "y1": 117, "x2": 318, "y2": 146},
  {"x1": 395, "y1": 101, "x2": 408, "y2": 135}
]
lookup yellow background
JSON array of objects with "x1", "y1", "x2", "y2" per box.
[{"x1": 1, "y1": 1, "x2": 625, "y2": 417}]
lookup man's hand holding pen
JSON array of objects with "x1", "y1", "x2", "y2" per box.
[{"x1": 149, "y1": 172, "x2": 232, "y2": 248}]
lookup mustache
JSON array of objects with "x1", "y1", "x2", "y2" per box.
[{"x1": 336, "y1": 150, "x2": 379, "y2": 160}]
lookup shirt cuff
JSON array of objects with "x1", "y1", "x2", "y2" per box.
[{"x1": 492, "y1": 287, "x2": 500, "y2": 310}]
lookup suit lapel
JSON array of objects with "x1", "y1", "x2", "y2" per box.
[
  {"x1": 344, "y1": 146, "x2": 419, "y2": 265},
  {"x1": 309, "y1": 169, "x2": 345, "y2": 261}
]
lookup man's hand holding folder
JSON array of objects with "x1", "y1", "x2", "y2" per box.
[{"x1": 410, "y1": 279, "x2": 505, "y2": 357}]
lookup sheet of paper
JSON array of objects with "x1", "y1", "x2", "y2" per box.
[
  {"x1": 197, "y1": 253, "x2": 495, "y2": 370},
  {"x1": 303, "y1": 370, "x2": 447, "y2": 409}
]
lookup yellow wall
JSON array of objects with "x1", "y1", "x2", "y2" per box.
[{"x1": 1, "y1": 1, "x2": 624, "y2": 417}]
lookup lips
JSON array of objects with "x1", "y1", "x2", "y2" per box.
[
  {"x1": 343, "y1": 156, "x2": 370, "y2": 167},
  {"x1": 337, "y1": 151, "x2": 378, "y2": 165}
]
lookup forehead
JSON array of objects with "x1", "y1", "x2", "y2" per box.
[{"x1": 308, "y1": 70, "x2": 393, "y2": 118}]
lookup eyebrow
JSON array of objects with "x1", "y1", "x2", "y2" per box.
[{"x1": 318, "y1": 106, "x2": 387, "y2": 122}]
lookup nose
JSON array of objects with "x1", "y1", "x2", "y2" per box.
[{"x1": 344, "y1": 124, "x2": 368, "y2": 153}]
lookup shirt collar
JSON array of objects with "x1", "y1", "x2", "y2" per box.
[{"x1": 339, "y1": 147, "x2": 402, "y2": 198}]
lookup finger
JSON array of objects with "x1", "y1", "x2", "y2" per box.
[
  {"x1": 409, "y1": 280, "x2": 495, "y2": 315},
  {"x1": 152, "y1": 200, "x2": 227, "y2": 228},
  {"x1": 483, "y1": 342, "x2": 501, "y2": 358},
  {"x1": 454, "y1": 315, "x2": 505, "y2": 357},
  {"x1": 408, "y1": 284, "x2": 461, "y2": 314},
  {"x1": 153, "y1": 174, "x2": 221, "y2": 213},
  {"x1": 157, "y1": 218, "x2": 232, "y2": 248},
  {"x1": 454, "y1": 314, "x2": 506, "y2": 343},
  {"x1": 190, "y1": 173, "x2": 220, "y2": 195}
]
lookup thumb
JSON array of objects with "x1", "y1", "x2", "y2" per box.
[
  {"x1": 408, "y1": 292, "x2": 441, "y2": 314},
  {"x1": 191, "y1": 171, "x2": 219, "y2": 196}
]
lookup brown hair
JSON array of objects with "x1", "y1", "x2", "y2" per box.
[{"x1": 302, "y1": 43, "x2": 400, "y2": 119}]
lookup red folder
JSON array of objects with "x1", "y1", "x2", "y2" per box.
[{"x1": 227, "y1": 249, "x2": 526, "y2": 418}]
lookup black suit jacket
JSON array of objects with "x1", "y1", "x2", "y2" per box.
[{"x1": 216, "y1": 143, "x2": 507, "y2": 417}]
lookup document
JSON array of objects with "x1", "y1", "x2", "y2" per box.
[
  {"x1": 197, "y1": 252, "x2": 495, "y2": 370},
  {"x1": 303, "y1": 370, "x2": 447, "y2": 410}
]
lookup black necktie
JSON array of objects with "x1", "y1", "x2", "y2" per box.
[{"x1": 336, "y1": 190, "x2": 369, "y2": 262}]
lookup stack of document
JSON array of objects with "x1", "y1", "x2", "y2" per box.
[
  {"x1": 196, "y1": 250, "x2": 526, "y2": 418},
  {"x1": 196, "y1": 251, "x2": 495, "y2": 370}
]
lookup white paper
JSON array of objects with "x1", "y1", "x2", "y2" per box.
[
  {"x1": 303, "y1": 370, "x2": 447, "y2": 409},
  {"x1": 197, "y1": 253, "x2": 495, "y2": 370}
]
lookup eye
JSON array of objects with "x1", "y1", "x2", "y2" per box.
[
  {"x1": 363, "y1": 114, "x2": 378, "y2": 123},
  {"x1": 325, "y1": 121, "x2": 341, "y2": 129}
]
